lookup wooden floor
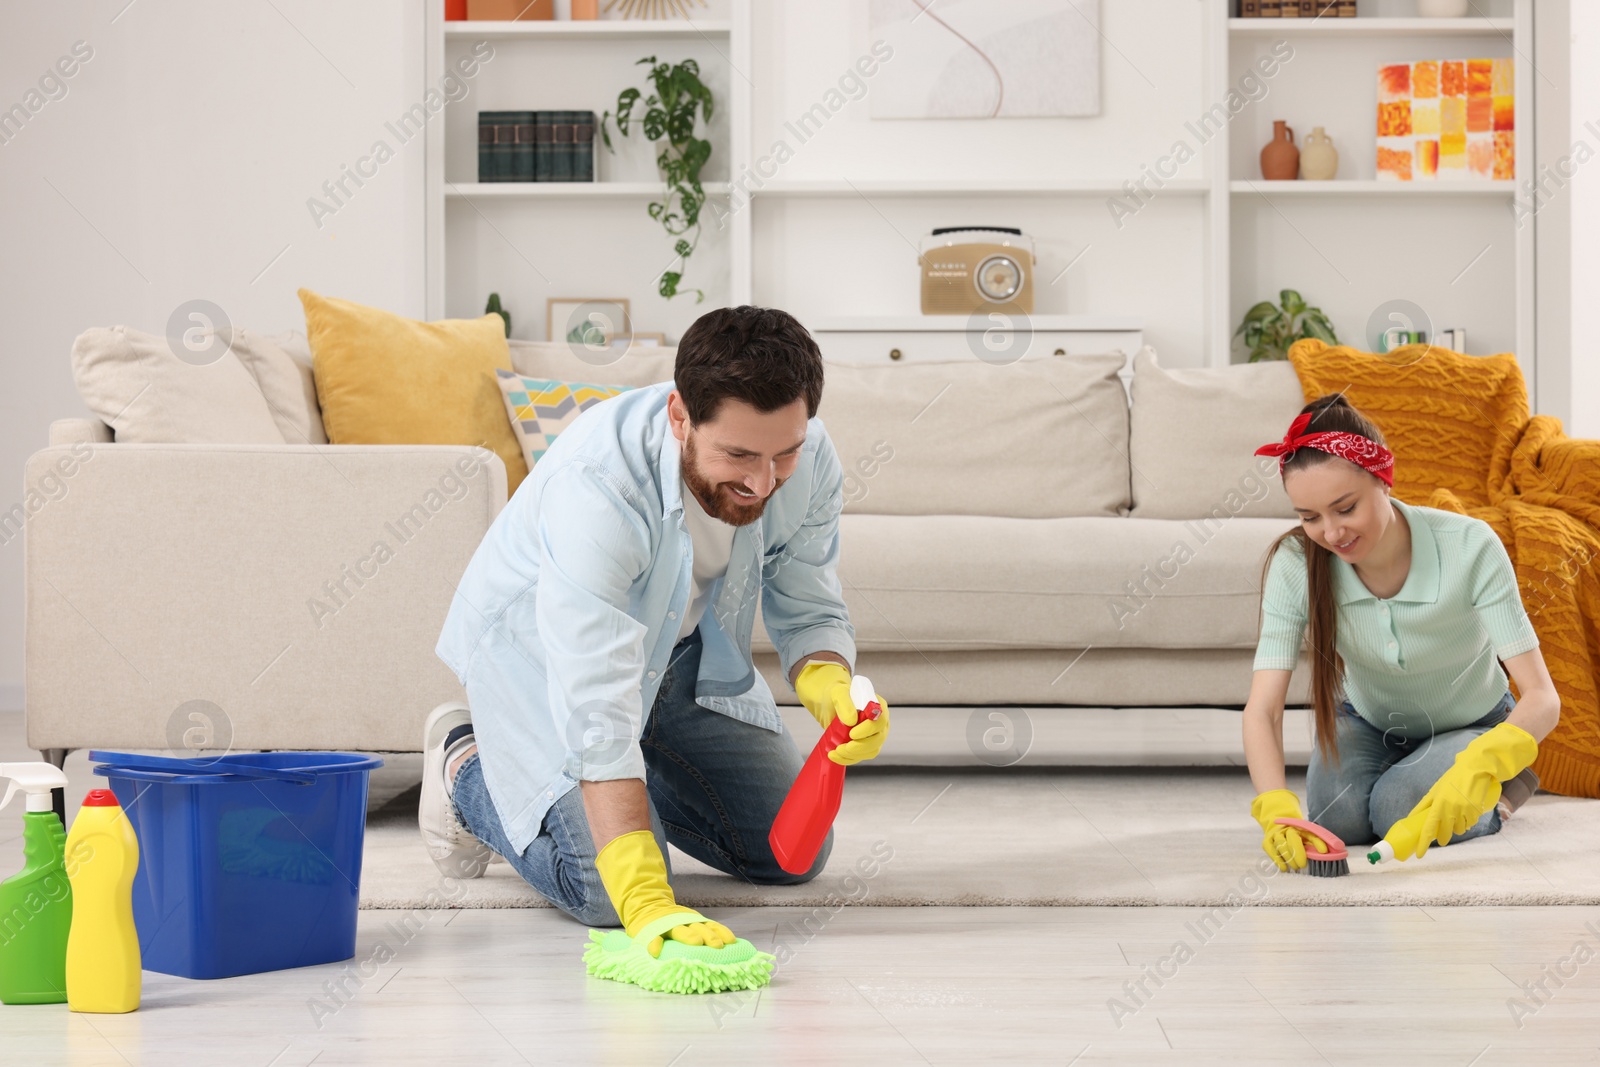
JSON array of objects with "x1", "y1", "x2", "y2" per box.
[
  {"x1": 5, "y1": 905, "x2": 1600, "y2": 1065},
  {"x1": 5, "y1": 714, "x2": 1600, "y2": 1064}
]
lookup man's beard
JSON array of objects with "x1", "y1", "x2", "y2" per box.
[{"x1": 681, "y1": 433, "x2": 783, "y2": 527}]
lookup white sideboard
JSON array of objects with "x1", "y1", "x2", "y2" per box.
[
  {"x1": 812, "y1": 313, "x2": 1139, "y2": 367},
  {"x1": 807, "y1": 315, "x2": 1143, "y2": 389}
]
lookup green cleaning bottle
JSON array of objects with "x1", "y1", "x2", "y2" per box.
[{"x1": 0, "y1": 762, "x2": 72, "y2": 1004}]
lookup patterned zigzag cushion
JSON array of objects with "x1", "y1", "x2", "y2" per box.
[{"x1": 496, "y1": 369, "x2": 633, "y2": 470}]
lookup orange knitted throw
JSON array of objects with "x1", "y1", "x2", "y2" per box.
[{"x1": 1290, "y1": 340, "x2": 1600, "y2": 798}]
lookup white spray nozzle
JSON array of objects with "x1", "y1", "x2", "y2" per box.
[
  {"x1": 850, "y1": 675, "x2": 879, "y2": 717},
  {"x1": 1366, "y1": 840, "x2": 1396, "y2": 865},
  {"x1": 0, "y1": 762, "x2": 69, "y2": 814}
]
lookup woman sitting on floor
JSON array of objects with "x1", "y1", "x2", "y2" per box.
[{"x1": 1241, "y1": 394, "x2": 1561, "y2": 869}]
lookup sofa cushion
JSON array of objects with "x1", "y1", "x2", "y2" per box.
[
  {"x1": 70, "y1": 325, "x2": 285, "y2": 444},
  {"x1": 508, "y1": 340, "x2": 677, "y2": 388},
  {"x1": 816, "y1": 354, "x2": 1131, "y2": 519},
  {"x1": 223, "y1": 328, "x2": 328, "y2": 445},
  {"x1": 1128, "y1": 347, "x2": 1304, "y2": 520},
  {"x1": 496, "y1": 370, "x2": 633, "y2": 469},
  {"x1": 753, "y1": 513, "x2": 1300, "y2": 654},
  {"x1": 298, "y1": 289, "x2": 530, "y2": 494},
  {"x1": 1288, "y1": 338, "x2": 1528, "y2": 509}
]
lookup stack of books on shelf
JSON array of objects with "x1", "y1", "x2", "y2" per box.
[
  {"x1": 478, "y1": 111, "x2": 597, "y2": 182},
  {"x1": 1238, "y1": 1, "x2": 1354, "y2": 15}
]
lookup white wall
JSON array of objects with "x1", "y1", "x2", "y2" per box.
[
  {"x1": 1535, "y1": 0, "x2": 1572, "y2": 430},
  {"x1": 0, "y1": 1, "x2": 427, "y2": 708},
  {"x1": 1568, "y1": 0, "x2": 1600, "y2": 437}
]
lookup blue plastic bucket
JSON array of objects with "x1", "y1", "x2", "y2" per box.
[{"x1": 89, "y1": 750, "x2": 383, "y2": 980}]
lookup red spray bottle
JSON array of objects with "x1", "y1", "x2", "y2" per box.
[{"x1": 770, "y1": 675, "x2": 881, "y2": 875}]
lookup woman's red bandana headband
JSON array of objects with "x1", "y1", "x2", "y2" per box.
[{"x1": 1254, "y1": 412, "x2": 1395, "y2": 487}]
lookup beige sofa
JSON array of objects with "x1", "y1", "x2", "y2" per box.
[
  {"x1": 777, "y1": 348, "x2": 1315, "y2": 711},
  {"x1": 25, "y1": 332, "x2": 1310, "y2": 762}
]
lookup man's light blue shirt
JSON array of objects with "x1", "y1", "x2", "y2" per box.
[{"x1": 436, "y1": 381, "x2": 856, "y2": 854}]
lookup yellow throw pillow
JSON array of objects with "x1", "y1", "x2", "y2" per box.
[
  {"x1": 1287, "y1": 338, "x2": 1528, "y2": 510},
  {"x1": 298, "y1": 289, "x2": 529, "y2": 495}
]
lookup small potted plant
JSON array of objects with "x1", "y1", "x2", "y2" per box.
[
  {"x1": 1234, "y1": 289, "x2": 1338, "y2": 362},
  {"x1": 485, "y1": 293, "x2": 510, "y2": 337}
]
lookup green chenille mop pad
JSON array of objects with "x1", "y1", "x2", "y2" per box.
[{"x1": 584, "y1": 911, "x2": 776, "y2": 994}]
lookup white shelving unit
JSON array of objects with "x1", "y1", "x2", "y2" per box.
[
  {"x1": 1229, "y1": 179, "x2": 1515, "y2": 195},
  {"x1": 426, "y1": 0, "x2": 1534, "y2": 380},
  {"x1": 424, "y1": 1, "x2": 751, "y2": 330},
  {"x1": 1211, "y1": 0, "x2": 1533, "y2": 376},
  {"x1": 441, "y1": 19, "x2": 732, "y2": 39},
  {"x1": 752, "y1": 179, "x2": 1211, "y2": 198},
  {"x1": 1227, "y1": 16, "x2": 1514, "y2": 36},
  {"x1": 444, "y1": 181, "x2": 733, "y2": 198}
]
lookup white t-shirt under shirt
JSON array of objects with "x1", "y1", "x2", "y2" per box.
[{"x1": 677, "y1": 486, "x2": 737, "y2": 643}]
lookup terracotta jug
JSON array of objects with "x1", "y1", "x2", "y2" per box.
[
  {"x1": 1300, "y1": 127, "x2": 1338, "y2": 180},
  {"x1": 1260, "y1": 120, "x2": 1299, "y2": 180}
]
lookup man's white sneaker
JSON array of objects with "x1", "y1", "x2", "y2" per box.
[{"x1": 420, "y1": 702, "x2": 493, "y2": 879}]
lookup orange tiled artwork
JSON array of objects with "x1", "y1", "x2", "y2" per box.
[
  {"x1": 1377, "y1": 57, "x2": 1512, "y2": 182},
  {"x1": 1377, "y1": 146, "x2": 1413, "y2": 181}
]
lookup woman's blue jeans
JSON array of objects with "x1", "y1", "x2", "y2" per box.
[
  {"x1": 1305, "y1": 691, "x2": 1515, "y2": 847},
  {"x1": 449, "y1": 628, "x2": 830, "y2": 927}
]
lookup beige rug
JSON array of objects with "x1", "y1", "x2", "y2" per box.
[{"x1": 358, "y1": 768, "x2": 1600, "y2": 909}]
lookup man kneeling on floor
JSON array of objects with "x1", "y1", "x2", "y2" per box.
[{"x1": 423, "y1": 304, "x2": 890, "y2": 957}]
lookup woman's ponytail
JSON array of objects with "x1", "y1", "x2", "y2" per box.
[{"x1": 1258, "y1": 394, "x2": 1388, "y2": 762}]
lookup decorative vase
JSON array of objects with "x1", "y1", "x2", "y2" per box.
[
  {"x1": 1417, "y1": 0, "x2": 1471, "y2": 16},
  {"x1": 1299, "y1": 127, "x2": 1338, "y2": 180},
  {"x1": 1260, "y1": 121, "x2": 1299, "y2": 180}
]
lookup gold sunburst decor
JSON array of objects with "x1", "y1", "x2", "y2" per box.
[{"x1": 603, "y1": 0, "x2": 707, "y2": 19}]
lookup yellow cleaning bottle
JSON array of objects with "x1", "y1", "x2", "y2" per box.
[{"x1": 65, "y1": 789, "x2": 140, "y2": 1013}]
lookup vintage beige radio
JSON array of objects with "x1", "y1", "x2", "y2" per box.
[{"x1": 919, "y1": 226, "x2": 1035, "y2": 315}]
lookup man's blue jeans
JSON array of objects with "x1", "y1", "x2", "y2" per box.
[
  {"x1": 1305, "y1": 691, "x2": 1515, "y2": 847},
  {"x1": 450, "y1": 629, "x2": 831, "y2": 926}
]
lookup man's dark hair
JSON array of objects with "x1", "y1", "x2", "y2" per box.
[{"x1": 673, "y1": 305, "x2": 824, "y2": 425}]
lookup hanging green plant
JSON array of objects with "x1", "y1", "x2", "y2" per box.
[
  {"x1": 601, "y1": 55, "x2": 714, "y2": 302},
  {"x1": 1234, "y1": 289, "x2": 1338, "y2": 362}
]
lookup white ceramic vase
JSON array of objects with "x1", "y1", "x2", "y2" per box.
[
  {"x1": 1299, "y1": 127, "x2": 1339, "y2": 180},
  {"x1": 1417, "y1": 0, "x2": 1471, "y2": 17}
]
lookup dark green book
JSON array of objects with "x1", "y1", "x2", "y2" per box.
[
  {"x1": 572, "y1": 110, "x2": 596, "y2": 182},
  {"x1": 534, "y1": 112, "x2": 555, "y2": 181},
  {"x1": 478, "y1": 111, "x2": 534, "y2": 182},
  {"x1": 514, "y1": 114, "x2": 536, "y2": 181},
  {"x1": 549, "y1": 111, "x2": 575, "y2": 182},
  {"x1": 478, "y1": 120, "x2": 495, "y2": 181}
]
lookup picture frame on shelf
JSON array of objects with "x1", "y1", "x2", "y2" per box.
[{"x1": 548, "y1": 297, "x2": 631, "y2": 345}]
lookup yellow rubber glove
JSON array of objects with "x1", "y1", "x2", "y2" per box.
[
  {"x1": 1251, "y1": 789, "x2": 1328, "y2": 872},
  {"x1": 593, "y1": 830, "x2": 736, "y2": 958},
  {"x1": 794, "y1": 661, "x2": 891, "y2": 766},
  {"x1": 1385, "y1": 722, "x2": 1538, "y2": 860}
]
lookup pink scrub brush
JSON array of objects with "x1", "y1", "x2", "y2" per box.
[{"x1": 1274, "y1": 817, "x2": 1350, "y2": 877}]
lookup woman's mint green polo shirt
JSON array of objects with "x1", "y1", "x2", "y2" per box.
[{"x1": 1254, "y1": 498, "x2": 1539, "y2": 739}]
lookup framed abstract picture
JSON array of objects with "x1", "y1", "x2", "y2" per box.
[
  {"x1": 547, "y1": 297, "x2": 630, "y2": 344},
  {"x1": 867, "y1": 0, "x2": 1100, "y2": 119},
  {"x1": 1377, "y1": 58, "x2": 1513, "y2": 181}
]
